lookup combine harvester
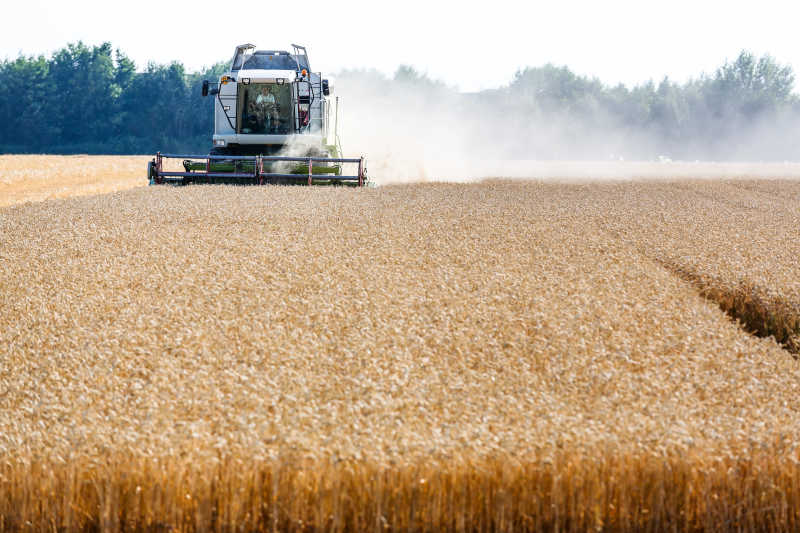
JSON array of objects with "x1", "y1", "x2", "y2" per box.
[{"x1": 148, "y1": 44, "x2": 366, "y2": 186}]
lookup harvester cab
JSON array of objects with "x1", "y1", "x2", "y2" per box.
[{"x1": 148, "y1": 44, "x2": 366, "y2": 186}]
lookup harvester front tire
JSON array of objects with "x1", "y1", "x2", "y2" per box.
[{"x1": 147, "y1": 160, "x2": 157, "y2": 185}]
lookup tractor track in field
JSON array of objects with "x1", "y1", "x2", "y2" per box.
[
  {"x1": 654, "y1": 257, "x2": 800, "y2": 357},
  {"x1": 615, "y1": 249, "x2": 800, "y2": 357},
  {"x1": 590, "y1": 179, "x2": 800, "y2": 358}
]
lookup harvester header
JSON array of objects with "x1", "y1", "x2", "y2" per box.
[{"x1": 148, "y1": 44, "x2": 367, "y2": 186}]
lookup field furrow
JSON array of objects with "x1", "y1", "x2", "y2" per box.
[{"x1": 589, "y1": 180, "x2": 800, "y2": 352}]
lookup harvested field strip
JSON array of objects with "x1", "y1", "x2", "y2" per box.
[
  {"x1": 2, "y1": 181, "x2": 800, "y2": 531},
  {"x1": 0, "y1": 155, "x2": 148, "y2": 207}
]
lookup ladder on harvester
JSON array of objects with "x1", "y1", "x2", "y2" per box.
[
  {"x1": 217, "y1": 79, "x2": 238, "y2": 132},
  {"x1": 291, "y1": 44, "x2": 324, "y2": 134}
]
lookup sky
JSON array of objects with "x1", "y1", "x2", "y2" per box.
[{"x1": 2, "y1": 0, "x2": 799, "y2": 93}]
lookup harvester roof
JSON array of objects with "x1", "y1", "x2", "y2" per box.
[
  {"x1": 240, "y1": 52, "x2": 298, "y2": 71},
  {"x1": 231, "y1": 46, "x2": 309, "y2": 73}
]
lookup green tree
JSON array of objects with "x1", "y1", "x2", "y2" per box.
[
  {"x1": 0, "y1": 54, "x2": 55, "y2": 149},
  {"x1": 710, "y1": 51, "x2": 795, "y2": 117},
  {"x1": 46, "y1": 42, "x2": 121, "y2": 146}
]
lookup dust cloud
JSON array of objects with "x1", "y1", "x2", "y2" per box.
[{"x1": 333, "y1": 69, "x2": 800, "y2": 185}]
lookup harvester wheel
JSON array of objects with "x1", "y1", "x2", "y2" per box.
[{"x1": 147, "y1": 160, "x2": 157, "y2": 185}]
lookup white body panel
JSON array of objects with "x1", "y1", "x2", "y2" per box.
[
  {"x1": 235, "y1": 68, "x2": 295, "y2": 82},
  {"x1": 212, "y1": 133, "x2": 324, "y2": 145},
  {"x1": 211, "y1": 49, "x2": 331, "y2": 148},
  {"x1": 214, "y1": 80, "x2": 238, "y2": 136}
]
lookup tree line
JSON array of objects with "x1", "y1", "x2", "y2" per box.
[
  {"x1": 0, "y1": 42, "x2": 798, "y2": 159},
  {"x1": 0, "y1": 42, "x2": 226, "y2": 154},
  {"x1": 492, "y1": 52, "x2": 799, "y2": 160}
]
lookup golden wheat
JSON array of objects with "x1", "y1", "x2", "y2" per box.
[
  {"x1": 0, "y1": 155, "x2": 149, "y2": 207},
  {"x1": 589, "y1": 179, "x2": 800, "y2": 351},
  {"x1": 1, "y1": 178, "x2": 800, "y2": 531}
]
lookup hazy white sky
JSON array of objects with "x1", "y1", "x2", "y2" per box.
[{"x1": 2, "y1": 0, "x2": 798, "y2": 92}]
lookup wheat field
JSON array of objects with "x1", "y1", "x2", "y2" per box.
[
  {"x1": 0, "y1": 155, "x2": 149, "y2": 207},
  {"x1": 592, "y1": 180, "x2": 800, "y2": 352},
  {"x1": 1, "y1": 159, "x2": 800, "y2": 531}
]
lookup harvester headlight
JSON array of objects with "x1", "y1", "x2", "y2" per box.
[
  {"x1": 214, "y1": 139, "x2": 226, "y2": 147},
  {"x1": 242, "y1": 78, "x2": 251, "y2": 85}
]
